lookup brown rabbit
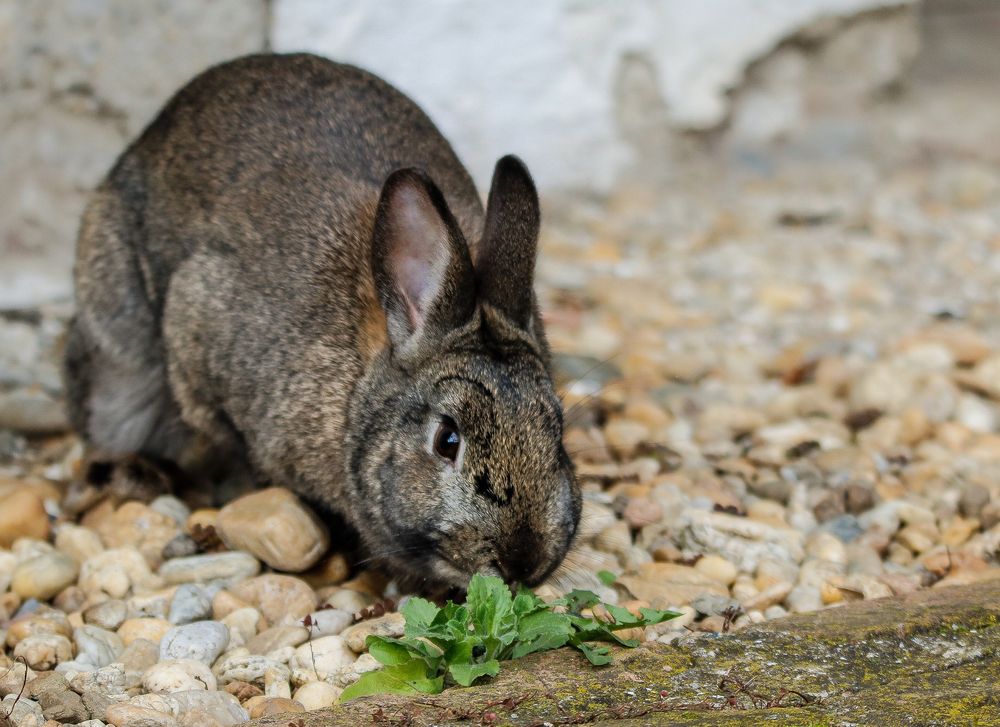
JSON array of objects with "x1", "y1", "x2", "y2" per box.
[{"x1": 63, "y1": 53, "x2": 581, "y2": 589}]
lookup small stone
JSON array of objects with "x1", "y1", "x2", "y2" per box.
[
  {"x1": 812, "y1": 491, "x2": 845, "y2": 523},
  {"x1": 248, "y1": 697, "x2": 304, "y2": 719},
  {"x1": 79, "y1": 548, "x2": 161, "y2": 599},
  {"x1": 341, "y1": 612, "x2": 405, "y2": 653},
  {"x1": 301, "y1": 552, "x2": 350, "y2": 588},
  {"x1": 214, "y1": 652, "x2": 288, "y2": 688},
  {"x1": 161, "y1": 534, "x2": 199, "y2": 561},
  {"x1": 221, "y1": 607, "x2": 263, "y2": 649},
  {"x1": 1, "y1": 693, "x2": 46, "y2": 727},
  {"x1": 300, "y1": 608, "x2": 352, "y2": 638},
  {"x1": 55, "y1": 525, "x2": 105, "y2": 564},
  {"x1": 26, "y1": 672, "x2": 88, "y2": 724},
  {"x1": 159, "y1": 621, "x2": 230, "y2": 665},
  {"x1": 105, "y1": 703, "x2": 177, "y2": 727},
  {"x1": 117, "y1": 618, "x2": 173, "y2": 646},
  {"x1": 784, "y1": 584, "x2": 822, "y2": 613},
  {"x1": 246, "y1": 626, "x2": 309, "y2": 656},
  {"x1": 11, "y1": 552, "x2": 79, "y2": 601},
  {"x1": 84, "y1": 600, "x2": 129, "y2": 631},
  {"x1": 896, "y1": 524, "x2": 938, "y2": 554},
  {"x1": 603, "y1": 418, "x2": 649, "y2": 458},
  {"x1": 843, "y1": 483, "x2": 876, "y2": 515},
  {"x1": 292, "y1": 681, "x2": 341, "y2": 710},
  {"x1": 216, "y1": 488, "x2": 330, "y2": 572},
  {"x1": 96, "y1": 502, "x2": 181, "y2": 570},
  {"x1": 14, "y1": 633, "x2": 75, "y2": 670},
  {"x1": 693, "y1": 555, "x2": 738, "y2": 586},
  {"x1": 290, "y1": 635, "x2": 356, "y2": 680},
  {"x1": 618, "y1": 563, "x2": 728, "y2": 608},
  {"x1": 159, "y1": 552, "x2": 260, "y2": 585},
  {"x1": 143, "y1": 659, "x2": 217, "y2": 693},
  {"x1": 168, "y1": 690, "x2": 248, "y2": 725},
  {"x1": 0, "y1": 489, "x2": 50, "y2": 547},
  {"x1": 74, "y1": 625, "x2": 124, "y2": 668},
  {"x1": 959, "y1": 483, "x2": 991, "y2": 520},
  {"x1": 150, "y1": 495, "x2": 191, "y2": 527},
  {"x1": 742, "y1": 581, "x2": 793, "y2": 611},
  {"x1": 231, "y1": 575, "x2": 317, "y2": 626},
  {"x1": 167, "y1": 584, "x2": 212, "y2": 625},
  {"x1": 805, "y1": 531, "x2": 847, "y2": 565},
  {"x1": 5, "y1": 608, "x2": 72, "y2": 647},
  {"x1": 622, "y1": 497, "x2": 662, "y2": 528}
]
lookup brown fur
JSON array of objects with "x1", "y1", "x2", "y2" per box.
[{"x1": 64, "y1": 53, "x2": 580, "y2": 590}]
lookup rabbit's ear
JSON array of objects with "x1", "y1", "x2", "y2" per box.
[
  {"x1": 476, "y1": 155, "x2": 540, "y2": 330},
  {"x1": 372, "y1": 168, "x2": 476, "y2": 358}
]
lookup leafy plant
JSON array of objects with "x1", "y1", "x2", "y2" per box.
[{"x1": 340, "y1": 574, "x2": 678, "y2": 702}]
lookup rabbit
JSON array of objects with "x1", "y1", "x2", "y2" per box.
[{"x1": 63, "y1": 53, "x2": 581, "y2": 589}]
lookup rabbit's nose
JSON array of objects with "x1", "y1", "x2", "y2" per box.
[{"x1": 495, "y1": 534, "x2": 545, "y2": 586}]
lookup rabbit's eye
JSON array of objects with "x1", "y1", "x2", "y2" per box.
[{"x1": 433, "y1": 418, "x2": 461, "y2": 462}]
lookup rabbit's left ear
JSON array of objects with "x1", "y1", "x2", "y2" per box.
[
  {"x1": 371, "y1": 168, "x2": 477, "y2": 360},
  {"x1": 475, "y1": 155, "x2": 540, "y2": 331}
]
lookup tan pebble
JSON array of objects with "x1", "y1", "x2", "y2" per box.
[
  {"x1": 886, "y1": 542, "x2": 914, "y2": 566},
  {"x1": 243, "y1": 695, "x2": 267, "y2": 713},
  {"x1": 603, "y1": 418, "x2": 649, "y2": 458},
  {"x1": 67, "y1": 611, "x2": 85, "y2": 629},
  {"x1": 97, "y1": 502, "x2": 180, "y2": 570},
  {"x1": 232, "y1": 575, "x2": 318, "y2": 626},
  {"x1": 0, "y1": 489, "x2": 50, "y2": 547},
  {"x1": 290, "y1": 635, "x2": 356, "y2": 680},
  {"x1": 342, "y1": 612, "x2": 405, "y2": 653},
  {"x1": 293, "y1": 681, "x2": 342, "y2": 710},
  {"x1": 11, "y1": 552, "x2": 80, "y2": 601},
  {"x1": 820, "y1": 581, "x2": 846, "y2": 605},
  {"x1": 339, "y1": 570, "x2": 388, "y2": 598},
  {"x1": 301, "y1": 552, "x2": 351, "y2": 588},
  {"x1": 934, "y1": 567, "x2": 1000, "y2": 588},
  {"x1": 186, "y1": 508, "x2": 219, "y2": 533},
  {"x1": 693, "y1": 555, "x2": 738, "y2": 586},
  {"x1": 216, "y1": 488, "x2": 330, "y2": 572},
  {"x1": 143, "y1": 658, "x2": 217, "y2": 693},
  {"x1": 746, "y1": 500, "x2": 786, "y2": 527},
  {"x1": 105, "y1": 703, "x2": 177, "y2": 727},
  {"x1": 13, "y1": 633, "x2": 74, "y2": 670},
  {"x1": 741, "y1": 581, "x2": 792, "y2": 611},
  {"x1": 249, "y1": 697, "x2": 305, "y2": 718},
  {"x1": 940, "y1": 517, "x2": 979, "y2": 548},
  {"x1": 593, "y1": 521, "x2": 631, "y2": 556},
  {"x1": 650, "y1": 543, "x2": 684, "y2": 563},
  {"x1": 730, "y1": 575, "x2": 758, "y2": 602},
  {"x1": 804, "y1": 532, "x2": 847, "y2": 565},
  {"x1": 118, "y1": 618, "x2": 173, "y2": 646},
  {"x1": 321, "y1": 588, "x2": 374, "y2": 613},
  {"x1": 617, "y1": 563, "x2": 727, "y2": 609},
  {"x1": 5, "y1": 610, "x2": 72, "y2": 647},
  {"x1": 79, "y1": 498, "x2": 117, "y2": 531},
  {"x1": 212, "y1": 590, "x2": 252, "y2": 620},
  {"x1": 896, "y1": 524, "x2": 938, "y2": 554},
  {"x1": 622, "y1": 497, "x2": 662, "y2": 528},
  {"x1": 55, "y1": 524, "x2": 105, "y2": 564},
  {"x1": 223, "y1": 607, "x2": 266, "y2": 648}
]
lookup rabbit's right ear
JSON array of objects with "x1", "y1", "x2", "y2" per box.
[{"x1": 371, "y1": 169, "x2": 476, "y2": 361}]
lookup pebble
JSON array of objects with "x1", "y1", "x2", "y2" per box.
[
  {"x1": 221, "y1": 607, "x2": 263, "y2": 649},
  {"x1": 693, "y1": 554, "x2": 738, "y2": 586},
  {"x1": 11, "y1": 552, "x2": 79, "y2": 600},
  {"x1": 248, "y1": 697, "x2": 305, "y2": 719},
  {"x1": 0, "y1": 489, "x2": 50, "y2": 547},
  {"x1": 55, "y1": 524, "x2": 106, "y2": 564},
  {"x1": 167, "y1": 584, "x2": 213, "y2": 625},
  {"x1": 14, "y1": 633, "x2": 74, "y2": 670},
  {"x1": 300, "y1": 608, "x2": 352, "y2": 637},
  {"x1": 290, "y1": 635, "x2": 356, "y2": 680},
  {"x1": 168, "y1": 690, "x2": 248, "y2": 726},
  {"x1": 159, "y1": 552, "x2": 260, "y2": 585},
  {"x1": 118, "y1": 618, "x2": 173, "y2": 646},
  {"x1": 96, "y1": 502, "x2": 180, "y2": 570},
  {"x1": 84, "y1": 600, "x2": 129, "y2": 631},
  {"x1": 79, "y1": 548, "x2": 161, "y2": 599},
  {"x1": 342, "y1": 612, "x2": 405, "y2": 653},
  {"x1": 105, "y1": 703, "x2": 176, "y2": 727},
  {"x1": 143, "y1": 659, "x2": 217, "y2": 693},
  {"x1": 215, "y1": 488, "x2": 330, "y2": 573},
  {"x1": 231, "y1": 575, "x2": 317, "y2": 626},
  {"x1": 26, "y1": 672, "x2": 88, "y2": 724},
  {"x1": 150, "y1": 495, "x2": 191, "y2": 527},
  {"x1": 293, "y1": 680, "x2": 342, "y2": 710},
  {"x1": 246, "y1": 626, "x2": 309, "y2": 655},
  {"x1": 618, "y1": 563, "x2": 728, "y2": 608},
  {"x1": 74, "y1": 625, "x2": 124, "y2": 668},
  {"x1": 159, "y1": 621, "x2": 230, "y2": 665},
  {"x1": 1, "y1": 693, "x2": 46, "y2": 727}
]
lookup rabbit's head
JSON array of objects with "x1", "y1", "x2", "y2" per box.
[{"x1": 347, "y1": 156, "x2": 580, "y2": 590}]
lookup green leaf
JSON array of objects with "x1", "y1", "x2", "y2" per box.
[
  {"x1": 339, "y1": 658, "x2": 444, "y2": 702},
  {"x1": 563, "y1": 589, "x2": 601, "y2": 614},
  {"x1": 510, "y1": 610, "x2": 573, "y2": 659},
  {"x1": 448, "y1": 659, "x2": 500, "y2": 687},
  {"x1": 401, "y1": 597, "x2": 441, "y2": 636},
  {"x1": 570, "y1": 638, "x2": 612, "y2": 666},
  {"x1": 466, "y1": 574, "x2": 517, "y2": 656},
  {"x1": 597, "y1": 570, "x2": 618, "y2": 586},
  {"x1": 366, "y1": 636, "x2": 414, "y2": 666}
]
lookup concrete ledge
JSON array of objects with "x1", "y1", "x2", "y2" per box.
[{"x1": 249, "y1": 581, "x2": 1000, "y2": 726}]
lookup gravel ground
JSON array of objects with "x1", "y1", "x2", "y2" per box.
[{"x1": 2, "y1": 148, "x2": 1000, "y2": 726}]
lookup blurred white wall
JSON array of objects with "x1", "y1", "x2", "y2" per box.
[{"x1": 273, "y1": 0, "x2": 915, "y2": 191}]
